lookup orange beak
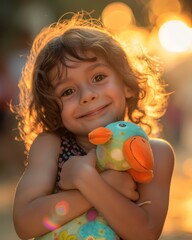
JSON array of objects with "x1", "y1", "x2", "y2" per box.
[
  {"x1": 88, "y1": 127, "x2": 113, "y2": 145},
  {"x1": 123, "y1": 136, "x2": 154, "y2": 182}
]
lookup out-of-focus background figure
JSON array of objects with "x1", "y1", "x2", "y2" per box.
[{"x1": 0, "y1": 0, "x2": 192, "y2": 239}]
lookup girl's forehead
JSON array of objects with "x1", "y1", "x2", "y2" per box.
[{"x1": 49, "y1": 52, "x2": 109, "y2": 86}]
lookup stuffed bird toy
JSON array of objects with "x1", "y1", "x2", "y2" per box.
[
  {"x1": 36, "y1": 121, "x2": 154, "y2": 240},
  {"x1": 88, "y1": 121, "x2": 154, "y2": 183}
]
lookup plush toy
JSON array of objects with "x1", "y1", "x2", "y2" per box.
[
  {"x1": 35, "y1": 121, "x2": 153, "y2": 240},
  {"x1": 35, "y1": 208, "x2": 119, "y2": 240},
  {"x1": 88, "y1": 121, "x2": 154, "y2": 183}
]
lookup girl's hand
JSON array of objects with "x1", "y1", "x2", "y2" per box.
[
  {"x1": 59, "y1": 149, "x2": 96, "y2": 190},
  {"x1": 101, "y1": 170, "x2": 139, "y2": 201}
]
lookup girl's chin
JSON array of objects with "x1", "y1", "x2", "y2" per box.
[
  {"x1": 86, "y1": 119, "x2": 118, "y2": 131},
  {"x1": 69, "y1": 117, "x2": 122, "y2": 135}
]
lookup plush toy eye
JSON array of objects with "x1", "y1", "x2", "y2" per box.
[{"x1": 118, "y1": 123, "x2": 127, "y2": 128}]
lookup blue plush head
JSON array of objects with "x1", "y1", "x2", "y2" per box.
[{"x1": 88, "y1": 121, "x2": 154, "y2": 183}]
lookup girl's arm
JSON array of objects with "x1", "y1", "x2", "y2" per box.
[
  {"x1": 13, "y1": 133, "x2": 92, "y2": 239},
  {"x1": 13, "y1": 133, "x2": 139, "y2": 239},
  {"x1": 60, "y1": 138, "x2": 175, "y2": 240}
]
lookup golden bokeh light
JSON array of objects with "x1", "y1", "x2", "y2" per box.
[
  {"x1": 117, "y1": 27, "x2": 149, "y2": 57},
  {"x1": 101, "y1": 2, "x2": 135, "y2": 33},
  {"x1": 183, "y1": 198, "x2": 192, "y2": 231},
  {"x1": 118, "y1": 27, "x2": 149, "y2": 46},
  {"x1": 182, "y1": 158, "x2": 192, "y2": 178},
  {"x1": 148, "y1": 0, "x2": 181, "y2": 25},
  {"x1": 155, "y1": 12, "x2": 191, "y2": 29},
  {"x1": 158, "y1": 20, "x2": 192, "y2": 52}
]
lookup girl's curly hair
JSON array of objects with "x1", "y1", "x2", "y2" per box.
[{"x1": 12, "y1": 12, "x2": 169, "y2": 154}]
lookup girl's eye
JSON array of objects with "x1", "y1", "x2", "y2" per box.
[
  {"x1": 61, "y1": 88, "x2": 76, "y2": 97},
  {"x1": 92, "y1": 74, "x2": 106, "y2": 83}
]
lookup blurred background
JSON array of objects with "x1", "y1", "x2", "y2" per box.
[{"x1": 0, "y1": 0, "x2": 192, "y2": 239}]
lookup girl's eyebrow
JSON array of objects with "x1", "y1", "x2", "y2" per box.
[
  {"x1": 86, "y1": 62, "x2": 109, "y2": 71},
  {"x1": 52, "y1": 61, "x2": 110, "y2": 89},
  {"x1": 51, "y1": 77, "x2": 64, "y2": 90}
]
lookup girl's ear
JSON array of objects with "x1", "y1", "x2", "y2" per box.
[{"x1": 124, "y1": 87, "x2": 135, "y2": 98}]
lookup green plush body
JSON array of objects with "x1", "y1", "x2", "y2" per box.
[{"x1": 95, "y1": 121, "x2": 148, "y2": 171}]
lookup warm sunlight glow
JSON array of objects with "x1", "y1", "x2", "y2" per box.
[
  {"x1": 102, "y1": 2, "x2": 135, "y2": 32},
  {"x1": 183, "y1": 198, "x2": 192, "y2": 231},
  {"x1": 182, "y1": 158, "x2": 192, "y2": 178},
  {"x1": 158, "y1": 20, "x2": 192, "y2": 52},
  {"x1": 117, "y1": 27, "x2": 149, "y2": 57},
  {"x1": 148, "y1": 0, "x2": 181, "y2": 24},
  {"x1": 162, "y1": 174, "x2": 192, "y2": 235},
  {"x1": 118, "y1": 27, "x2": 148, "y2": 46}
]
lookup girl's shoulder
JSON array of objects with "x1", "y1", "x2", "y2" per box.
[
  {"x1": 149, "y1": 138, "x2": 175, "y2": 177},
  {"x1": 33, "y1": 131, "x2": 61, "y2": 144},
  {"x1": 149, "y1": 138, "x2": 175, "y2": 158},
  {"x1": 29, "y1": 131, "x2": 61, "y2": 157}
]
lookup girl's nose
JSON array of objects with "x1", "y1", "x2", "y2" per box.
[{"x1": 80, "y1": 87, "x2": 97, "y2": 104}]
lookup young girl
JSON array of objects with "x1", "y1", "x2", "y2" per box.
[{"x1": 13, "y1": 12, "x2": 175, "y2": 240}]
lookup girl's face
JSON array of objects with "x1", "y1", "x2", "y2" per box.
[{"x1": 51, "y1": 52, "x2": 129, "y2": 138}]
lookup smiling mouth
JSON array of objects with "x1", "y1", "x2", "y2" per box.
[{"x1": 77, "y1": 104, "x2": 111, "y2": 118}]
